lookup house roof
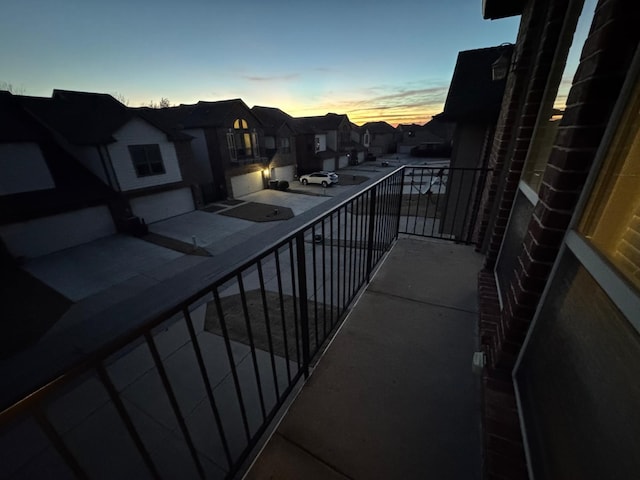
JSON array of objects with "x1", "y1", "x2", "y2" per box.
[
  {"x1": 182, "y1": 99, "x2": 261, "y2": 129},
  {"x1": 0, "y1": 92, "x2": 116, "y2": 224},
  {"x1": 436, "y1": 45, "x2": 513, "y2": 123},
  {"x1": 19, "y1": 90, "x2": 132, "y2": 145},
  {"x1": 135, "y1": 108, "x2": 194, "y2": 141},
  {"x1": 251, "y1": 106, "x2": 296, "y2": 135},
  {"x1": 293, "y1": 113, "x2": 350, "y2": 134},
  {"x1": 423, "y1": 119, "x2": 456, "y2": 143},
  {"x1": 361, "y1": 121, "x2": 396, "y2": 134}
]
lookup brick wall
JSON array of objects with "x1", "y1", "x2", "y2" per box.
[{"x1": 478, "y1": 0, "x2": 640, "y2": 478}]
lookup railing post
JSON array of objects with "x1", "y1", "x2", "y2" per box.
[
  {"x1": 295, "y1": 231, "x2": 311, "y2": 379},
  {"x1": 395, "y1": 169, "x2": 405, "y2": 240},
  {"x1": 366, "y1": 186, "x2": 377, "y2": 283}
]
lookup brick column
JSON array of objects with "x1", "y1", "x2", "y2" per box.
[{"x1": 492, "y1": 0, "x2": 640, "y2": 371}]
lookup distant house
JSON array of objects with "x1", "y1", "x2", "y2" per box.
[
  {"x1": 293, "y1": 113, "x2": 353, "y2": 173},
  {"x1": 360, "y1": 121, "x2": 397, "y2": 156},
  {"x1": 397, "y1": 120, "x2": 454, "y2": 157},
  {"x1": 0, "y1": 91, "x2": 117, "y2": 259},
  {"x1": 19, "y1": 90, "x2": 198, "y2": 225},
  {"x1": 141, "y1": 99, "x2": 266, "y2": 200},
  {"x1": 434, "y1": 45, "x2": 512, "y2": 239},
  {"x1": 251, "y1": 106, "x2": 298, "y2": 183}
]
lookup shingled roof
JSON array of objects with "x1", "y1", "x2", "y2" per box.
[
  {"x1": 293, "y1": 113, "x2": 349, "y2": 134},
  {"x1": 251, "y1": 106, "x2": 295, "y2": 134},
  {"x1": 437, "y1": 45, "x2": 512, "y2": 123},
  {"x1": 361, "y1": 121, "x2": 396, "y2": 134},
  {"x1": 0, "y1": 92, "x2": 116, "y2": 223}
]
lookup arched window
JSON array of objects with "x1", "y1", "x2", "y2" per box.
[{"x1": 227, "y1": 118, "x2": 258, "y2": 160}]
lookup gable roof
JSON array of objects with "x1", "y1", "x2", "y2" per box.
[
  {"x1": 361, "y1": 121, "x2": 396, "y2": 134},
  {"x1": 0, "y1": 92, "x2": 116, "y2": 223},
  {"x1": 20, "y1": 90, "x2": 132, "y2": 145},
  {"x1": 293, "y1": 113, "x2": 350, "y2": 134},
  {"x1": 251, "y1": 106, "x2": 296, "y2": 134},
  {"x1": 437, "y1": 45, "x2": 512, "y2": 123}
]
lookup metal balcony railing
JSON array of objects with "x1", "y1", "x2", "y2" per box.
[{"x1": 0, "y1": 166, "x2": 490, "y2": 479}]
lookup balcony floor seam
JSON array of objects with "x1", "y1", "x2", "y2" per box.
[
  {"x1": 365, "y1": 287, "x2": 478, "y2": 315},
  {"x1": 276, "y1": 432, "x2": 354, "y2": 480}
]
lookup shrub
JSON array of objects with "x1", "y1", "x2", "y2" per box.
[{"x1": 277, "y1": 180, "x2": 289, "y2": 191}]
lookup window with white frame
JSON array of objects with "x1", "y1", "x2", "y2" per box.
[
  {"x1": 228, "y1": 118, "x2": 257, "y2": 160},
  {"x1": 128, "y1": 144, "x2": 165, "y2": 177}
]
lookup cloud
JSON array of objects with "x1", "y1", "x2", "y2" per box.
[{"x1": 242, "y1": 73, "x2": 300, "y2": 82}]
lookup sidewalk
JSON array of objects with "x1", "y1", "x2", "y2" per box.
[{"x1": 244, "y1": 236, "x2": 484, "y2": 479}]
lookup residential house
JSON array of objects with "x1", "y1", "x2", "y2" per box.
[
  {"x1": 141, "y1": 99, "x2": 266, "y2": 200},
  {"x1": 0, "y1": 91, "x2": 117, "y2": 260},
  {"x1": 251, "y1": 106, "x2": 298, "y2": 183},
  {"x1": 360, "y1": 121, "x2": 397, "y2": 156},
  {"x1": 293, "y1": 113, "x2": 353, "y2": 173},
  {"x1": 397, "y1": 119, "x2": 454, "y2": 156},
  {"x1": 18, "y1": 90, "x2": 198, "y2": 226}
]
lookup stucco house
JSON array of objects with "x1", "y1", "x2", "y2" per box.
[{"x1": 18, "y1": 90, "x2": 199, "y2": 226}]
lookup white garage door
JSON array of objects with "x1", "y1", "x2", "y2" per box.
[
  {"x1": 231, "y1": 171, "x2": 263, "y2": 198},
  {"x1": 0, "y1": 205, "x2": 116, "y2": 259},
  {"x1": 131, "y1": 187, "x2": 194, "y2": 224},
  {"x1": 322, "y1": 158, "x2": 335, "y2": 172},
  {"x1": 271, "y1": 165, "x2": 295, "y2": 182},
  {"x1": 338, "y1": 155, "x2": 349, "y2": 169}
]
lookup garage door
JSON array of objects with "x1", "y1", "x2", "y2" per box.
[
  {"x1": 271, "y1": 165, "x2": 295, "y2": 182},
  {"x1": 230, "y1": 171, "x2": 263, "y2": 198},
  {"x1": 338, "y1": 155, "x2": 349, "y2": 169},
  {"x1": 0, "y1": 205, "x2": 116, "y2": 259},
  {"x1": 322, "y1": 158, "x2": 336, "y2": 172},
  {"x1": 130, "y1": 187, "x2": 195, "y2": 224}
]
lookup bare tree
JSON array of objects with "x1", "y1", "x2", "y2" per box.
[
  {"x1": 143, "y1": 97, "x2": 171, "y2": 108},
  {"x1": 0, "y1": 81, "x2": 26, "y2": 95},
  {"x1": 111, "y1": 91, "x2": 130, "y2": 106}
]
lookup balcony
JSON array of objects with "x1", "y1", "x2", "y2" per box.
[{"x1": 0, "y1": 166, "x2": 489, "y2": 479}]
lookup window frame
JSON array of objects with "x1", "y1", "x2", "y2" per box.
[{"x1": 128, "y1": 144, "x2": 165, "y2": 177}]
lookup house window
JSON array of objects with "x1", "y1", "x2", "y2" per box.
[
  {"x1": 579, "y1": 78, "x2": 640, "y2": 291},
  {"x1": 363, "y1": 132, "x2": 370, "y2": 146},
  {"x1": 128, "y1": 144, "x2": 165, "y2": 177},
  {"x1": 231, "y1": 118, "x2": 254, "y2": 158},
  {"x1": 279, "y1": 137, "x2": 290, "y2": 154},
  {"x1": 521, "y1": 0, "x2": 596, "y2": 193}
]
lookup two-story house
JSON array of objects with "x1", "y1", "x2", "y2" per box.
[
  {"x1": 0, "y1": 91, "x2": 117, "y2": 260},
  {"x1": 251, "y1": 106, "x2": 298, "y2": 183},
  {"x1": 141, "y1": 99, "x2": 266, "y2": 200},
  {"x1": 19, "y1": 90, "x2": 199, "y2": 226},
  {"x1": 293, "y1": 113, "x2": 353, "y2": 173},
  {"x1": 360, "y1": 121, "x2": 398, "y2": 156}
]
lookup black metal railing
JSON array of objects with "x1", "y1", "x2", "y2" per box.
[
  {"x1": 0, "y1": 165, "x2": 488, "y2": 479},
  {"x1": 399, "y1": 165, "x2": 491, "y2": 244}
]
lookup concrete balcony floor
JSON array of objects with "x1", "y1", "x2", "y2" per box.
[{"x1": 244, "y1": 236, "x2": 484, "y2": 479}]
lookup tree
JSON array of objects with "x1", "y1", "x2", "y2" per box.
[
  {"x1": 0, "y1": 81, "x2": 26, "y2": 95},
  {"x1": 111, "y1": 92, "x2": 130, "y2": 106},
  {"x1": 143, "y1": 97, "x2": 171, "y2": 108}
]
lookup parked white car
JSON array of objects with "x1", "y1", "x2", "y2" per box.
[{"x1": 299, "y1": 171, "x2": 339, "y2": 187}]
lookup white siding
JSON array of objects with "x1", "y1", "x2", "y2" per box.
[
  {"x1": 0, "y1": 206, "x2": 116, "y2": 258},
  {"x1": 272, "y1": 165, "x2": 295, "y2": 182},
  {"x1": 184, "y1": 128, "x2": 213, "y2": 182},
  {"x1": 108, "y1": 117, "x2": 183, "y2": 191},
  {"x1": 338, "y1": 155, "x2": 349, "y2": 169},
  {"x1": 231, "y1": 172, "x2": 263, "y2": 197},
  {"x1": 315, "y1": 134, "x2": 327, "y2": 153},
  {"x1": 0, "y1": 143, "x2": 55, "y2": 195},
  {"x1": 130, "y1": 187, "x2": 195, "y2": 224}
]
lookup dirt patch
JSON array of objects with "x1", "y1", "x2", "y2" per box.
[
  {"x1": 221, "y1": 199, "x2": 244, "y2": 206},
  {"x1": 204, "y1": 290, "x2": 338, "y2": 359},
  {"x1": 219, "y1": 202, "x2": 294, "y2": 222}
]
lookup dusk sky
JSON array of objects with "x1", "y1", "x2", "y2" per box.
[{"x1": 1, "y1": 0, "x2": 522, "y2": 126}]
